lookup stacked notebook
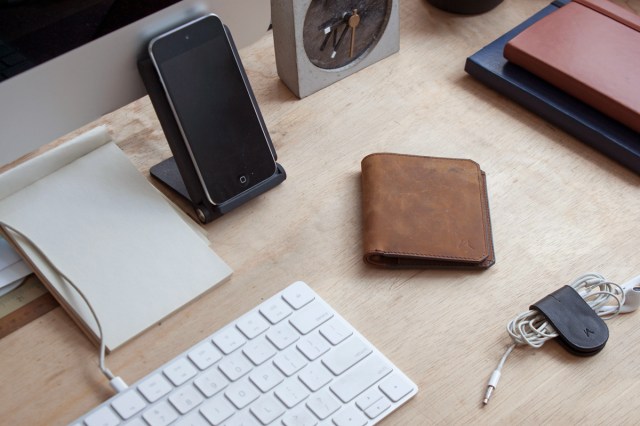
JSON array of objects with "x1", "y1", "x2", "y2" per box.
[
  {"x1": 465, "y1": 0, "x2": 640, "y2": 174},
  {"x1": 504, "y1": 0, "x2": 640, "y2": 133}
]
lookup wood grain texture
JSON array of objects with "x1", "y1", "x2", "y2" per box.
[{"x1": 1, "y1": 0, "x2": 639, "y2": 424}]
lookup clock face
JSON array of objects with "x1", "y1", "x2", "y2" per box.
[{"x1": 303, "y1": 0, "x2": 392, "y2": 70}]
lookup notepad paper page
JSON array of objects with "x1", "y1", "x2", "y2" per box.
[{"x1": 0, "y1": 127, "x2": 232, "y2": 350}]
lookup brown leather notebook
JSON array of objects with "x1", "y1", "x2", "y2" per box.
[
  {"x1": 503, "y1": 0, "x2": 640, "y2": 133},
  {"x1": 360, "y1": 153, "x2": 495, "y2": 269}
]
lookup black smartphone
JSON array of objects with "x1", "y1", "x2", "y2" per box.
[{"x1": 149, "y1": 14, "x2": 277, "y2": 205}]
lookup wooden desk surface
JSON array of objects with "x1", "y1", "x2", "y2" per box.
[{"x1": 2, "y1": 0, "x2": 640, "y2": 424}]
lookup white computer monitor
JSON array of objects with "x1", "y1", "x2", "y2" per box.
[{"x1": 0, "y1": 0, "x2": 270, "y2": 168}]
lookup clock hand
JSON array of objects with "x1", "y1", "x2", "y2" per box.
[
  {"x1": 320, "y1": 13, "x2": 349, "y2": 52},
  {"x1": 348, "y1": 9, "x2": 360, "y2": 58},
  {"x1": 320, "y1": 30, "x2": 332, "y2": 51},
  {"x1": 319, "y1": 15, "x2": 343, "y2": 33},
  {"x1": 319, "y1": 10, "x2": 359, "y2": 59},
  {"x1": 331, "y1": 24, "x2": 350, "y2": 58}
]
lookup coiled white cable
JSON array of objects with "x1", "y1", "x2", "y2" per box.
[
  {"x1": 483, "y1": 273, "x2": 626, "y2": 405},
  {"x1": 0, "y1": 221, "x2": 128, "y2": 393}
]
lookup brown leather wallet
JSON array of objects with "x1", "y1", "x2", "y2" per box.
[
  {"x1": 361, "y1": 153, "x2": 495, "y2": 269},
  {"x1": 504, "y1": 0, "x2": 640, "y2": 133}
]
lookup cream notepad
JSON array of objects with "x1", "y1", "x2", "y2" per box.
[{"x1": 0, "y1": 127, "x2": 232, "y2": 350}]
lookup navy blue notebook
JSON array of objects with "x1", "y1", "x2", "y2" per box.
[{"x1": 464, "y1": 0, "x2": 640, "y2": 175}]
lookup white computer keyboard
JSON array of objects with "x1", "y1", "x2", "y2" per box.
[{"x1": 73, "y1": 281, "x2": 418, "y2": 426}]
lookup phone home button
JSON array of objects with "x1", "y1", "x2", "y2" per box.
[{"x1": 238, "y1": 175, "x2": 249, "y2": 187}]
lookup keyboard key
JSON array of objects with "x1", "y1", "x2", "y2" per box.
[
  {"x1": 194, "y1": 368, "x2": 228, "y2": 397},
  {"x1": 164, "y1": 358, "x2": 198, "y2": 386},
  {"x1": 281, "y1": 281, "x2": 315, "y2": 309},
  {"x1": 290, "y1": 301, "x2": 334, "y2": 335},
  {"x1": 332, "y1": 405, "x2": 368, "y2": 426},
  {"x1": 174, "y1": 411, "x2": 211, "y2": 426},
  {"x1": 306, "y1": 388, "x2": 341, "y2": 420},
  {"x1": 250, "y1": 394, "x2": 286, "y2": 424},
  {"x1": 188, "y1": 341, "x2": 222, "y2": 370},
  {"x1": 249, "y1": 363, "x2": 284, "y2": 392},
  {"x1": 200, "y1": 394, "x2": 235, "y2": 425},
  {"x1": 321, "y1": 336, "x2": 372, "y2": 375},
  {"x1": 274, "y1": 346, "x2": 308, "y2": 376},
  {"x1": 138, "y1": 373, "x2": 173, "y2": 403},
  {"x1": 225, "y1": 379, "x2": 260, "y2": 409},
  {"x1": 364, "y1": 397, "x2": 391, "y2": 419},
  {"x1": 281, "y1": 405, "x2": 319, "y2": 426},
  {"x1": 275, "y1": 380, "x2": 310, "y2": 408},
  {"x1": 379, "y1": 372, "x2": 415, "y2": 402},
  {"x1": 84, "y1": 406, "x2": 120, "y2": 426},
  {"x1": 298, "y1": 363, "x2": 333, "y2": 392},
  {"x1": 142, "y1": 400, "x2": 179, "y2": 426},
  {"x1": 266, "y1": 322, "x2": 300, "y2": 350},
  {"x1": 330, "y1": 354, "x2": 393, "y2": 403},
  {"x1": 319, "y1": 318, "x2": 353, "y2": 345},
  {"x1": 213, "y1": 326, "x2": 247, "y2": 354},
  {"x1": 260, "y1": 297, "x2": 293, "y2": 324},
  {"x1": 219, "y1": 351, "x2": 254, "y2": 381},
  {"x1": 237, "y1": 311, "x2": 270, "y2": 339},
  {"x1": 169, "y1": 384, "x2": 204, "y2": 414},
  {"x1": 111, "y1": 389, "x2": 146, "y2": 419},
  {"x1": 243, "y1": 335, "x2": 277, "y2": 365},
  {"x1": 224, "y1": 411, "x2": 261, "y2": 426},
  {"x1": 355, "y1": 387, "x2": 384, "y2": 410},
  {"x1": 297, "y1": 332, "x2": 331, "y2": 361}
]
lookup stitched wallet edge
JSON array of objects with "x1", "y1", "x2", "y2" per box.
[{"x1": 361, "y1": 153, "x2": 495, "y2": 269}]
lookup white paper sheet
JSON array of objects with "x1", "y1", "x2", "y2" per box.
[
  {"x1": 0, "y1": 237, "x2": 31, "y2": 296},
  {"x1": 0, "y1": 127, "x2": 232, "y2": 350}
]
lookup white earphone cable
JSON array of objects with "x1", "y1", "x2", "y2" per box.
[
  {"x1": 0, "y1": 221, "x2": 128, "y2": 393},
  {"x1": 483, "y1": 273, "x2": 626, "y2": 405}
]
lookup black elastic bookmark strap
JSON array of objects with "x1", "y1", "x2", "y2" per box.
[{"x1": 531, "y1": 285, "x2": 609, "y2": 356}]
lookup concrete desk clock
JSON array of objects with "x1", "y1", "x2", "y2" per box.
[{"x1": 271, "y1": 0, "x2": 399, "y2": 98}]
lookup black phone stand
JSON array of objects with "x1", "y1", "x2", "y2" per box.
[{"x1": 137, "y1": 25, "x2": 286, "y2": 224}]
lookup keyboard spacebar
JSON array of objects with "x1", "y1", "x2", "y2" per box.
[{"x1": 330, "y1": 354, "x2": 392, "y2": 403}]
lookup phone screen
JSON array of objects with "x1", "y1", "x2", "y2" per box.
[{"x1": 150, "y1": 15, "x2": 276, "y2": 205}]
